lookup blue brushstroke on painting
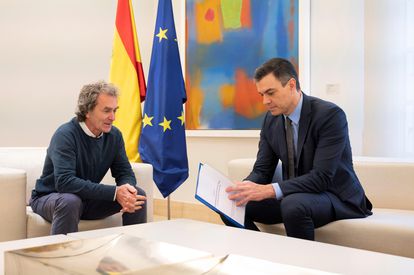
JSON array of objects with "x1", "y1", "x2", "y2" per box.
[
  {"x1": 200, "y1": 68, "x2": 233, "y2": 124},
  {"x1": 208, "y1": 108, "x2": 266, "y2": 129},
  {"x1": 275, "y1": 0, "x2": 289, "y2": 57}
]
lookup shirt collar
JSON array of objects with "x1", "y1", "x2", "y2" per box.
[
  {"x1": 285, "y1": 92, "x2": 303, "y2": 125},
  {"x1": 79, "y1": 121, "x2": 103, "y2": 138}
]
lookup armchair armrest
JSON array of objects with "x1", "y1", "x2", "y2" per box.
[
  {"x1": 130, "y1": 163, "x2": 154, "y2": 222},
  {"x1": 0, "y1": 168, "x2": 27, "y2": 241}
]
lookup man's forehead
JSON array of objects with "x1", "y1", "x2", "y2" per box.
[
  {"x1": 96, "y1": 94, "x2": 117, "y2": 108},
  {"x1": 97, "y1": 93, "x2": 116, "y2": 101}
]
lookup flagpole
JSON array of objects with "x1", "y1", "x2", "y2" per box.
[{"x1": 167, "y1": 196, "x2": 171, "y2": 220}]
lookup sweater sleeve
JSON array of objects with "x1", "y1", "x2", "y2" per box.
[
  {"x1": 110, "y1": 130, "x2": 137, "y2": 187},
  {"x1": 50, "y1": 130, "x2": 116, "y2": 201}
]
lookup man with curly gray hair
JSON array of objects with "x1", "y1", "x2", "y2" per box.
[{"x1": 30, "y1": 81, "x2": 147, "y2": 235}]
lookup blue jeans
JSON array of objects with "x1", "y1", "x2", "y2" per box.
[{"x1": 30, "y1": 186, "x2": 147, "y2": 235}]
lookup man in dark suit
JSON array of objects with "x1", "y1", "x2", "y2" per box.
[{"x1": 222, "y1": 58, "x2": 372, "y2": 240}]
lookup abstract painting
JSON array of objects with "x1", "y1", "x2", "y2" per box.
[{"x1": 185, "y1": 0, "x2": 299, "y2": 130}]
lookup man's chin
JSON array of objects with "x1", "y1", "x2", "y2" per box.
[
  {"x1": 269, "y1": 110, "x2": 281, "y2": 116},
  {"x1": 103, "y1": 126, "x2": 112, "y2": 133}
]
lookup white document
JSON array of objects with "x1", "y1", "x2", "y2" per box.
[{"x1": 195, "y1": 163, "x2": 245, "y2": 227}]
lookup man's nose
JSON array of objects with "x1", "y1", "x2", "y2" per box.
[
  {"x1": 109, "y1": 111, "x2": 115, "y2": 121},
  {"x1": 262, "y1": 95, "x2": 270, "y2": 105}
]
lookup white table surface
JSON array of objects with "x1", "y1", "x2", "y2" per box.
[
  {"x1": 68, "y1": 219, "x2": 414, "y2": 275},
  {"x1": 0, "y1": 234, "x2": 74, "y2": 274}
]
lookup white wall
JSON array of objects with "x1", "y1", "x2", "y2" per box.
[
  {"x1": 363, "y1": 0, "x2": 407, "y2": 157},
  {"x1": 1, "y1": 1, "x2": 116, "y2": 145},
  {"x1": 0, "y1": 0, "x2": 185, "y2": 147},
  {"x1": 310, "y1": 0, "x2": 365, "y2": 154},
  {"x1": 0, "y1": 0, "x2": 382, "y2": 203}
]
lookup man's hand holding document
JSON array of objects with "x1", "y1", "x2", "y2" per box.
[{"x1": 195, "y1": 163, "x2": 245, "y2": 228}]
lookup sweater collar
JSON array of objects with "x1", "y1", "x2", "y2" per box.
[{"x1": 79, "y1": 121, "x2": 103, "y2": 139}]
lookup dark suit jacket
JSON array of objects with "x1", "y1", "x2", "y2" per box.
[{"x1": 246, "y1": 93, "x2": 372, "y2": 219}]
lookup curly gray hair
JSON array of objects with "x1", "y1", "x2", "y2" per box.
[{"x1": 75, "y1": 81, "x2": 119, "y2": 122}]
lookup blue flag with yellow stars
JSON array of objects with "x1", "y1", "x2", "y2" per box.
[{"x1": 139, "y1": 0, "x2": 188, "y2": 198}]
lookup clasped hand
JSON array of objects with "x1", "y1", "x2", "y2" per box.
[
  {"x1": 226, "y1": 180, "x2": 275, "y2": 206},
  {"x1": 116, "y1": 184, "x2": 146, "y2": 213}
]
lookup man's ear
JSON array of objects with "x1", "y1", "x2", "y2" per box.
[{"x1": 289, "y1": 78, "x2": 297, "y2": 91}]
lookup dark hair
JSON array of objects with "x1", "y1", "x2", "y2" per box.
[
  {"x1": 75, "y1": 81, "x2": 119, "y2": 122},
  {"x1": 254, "y1": 58, "x2": 301, "y2": 90}
]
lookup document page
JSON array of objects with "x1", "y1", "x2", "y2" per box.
[{"x1": 195, "y1": 163, "x2": 245, "y2": 228}]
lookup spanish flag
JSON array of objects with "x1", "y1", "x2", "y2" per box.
[{"x1": 110, "y1": 0, "x2": 146, "y2": 162}]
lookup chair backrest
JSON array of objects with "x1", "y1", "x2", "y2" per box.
[
  {"x1": 0, "y1": 147, "x2": 47, "y2": 204},
  {"x1": 228, "y1": 157, "x2": 414, "y2": 211},
  {"x1": 0, "y1": 147, "x2": 116, "y2": 205},
  {"x1": 353, "y1": 157, "x2": 414, "y2": 211},
  {"x1": 227, "y1": 158, "x2": 255, "y2": 182}
]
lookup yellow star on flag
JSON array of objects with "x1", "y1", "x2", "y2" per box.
[
  {"x1": 142, "y1": 113, "x2": 154, "y2": 128},
  {"x1": 159, "y1": 117, "x2": 172, "y2": 132},
  {"x1": 177, "y1": 111, "x2": 185, "y2": 126},
  {"x1": 156, "y1": 27, "x2": 168, "y2": 42}
]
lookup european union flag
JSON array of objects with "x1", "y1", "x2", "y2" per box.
[{"x1": 138, "y1": 0, "x2": 188, "y2": 198}]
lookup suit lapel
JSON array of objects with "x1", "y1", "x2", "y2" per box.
[{"x1": 297, "y1": 93, "x2": 311, "y2": 167}]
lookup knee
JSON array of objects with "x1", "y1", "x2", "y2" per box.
[
  {"x1": 55, "y1": 194, "x2": 82, "y2": 214},
  {"x1": 245, "y1": 201, "x2": 260, "y2": 218},
  {"x1": 122, "y1": 186, "x2": 147, "y2": 224},
  {"x1": 134, "y1": 186, "x2": 147, "y2": 197},
  {"x1": 134, "y1": 186, "x2": 147, "y2": 209},
  {"x1": 280, "y1": 194, "x2": 310, "y2": 221}
]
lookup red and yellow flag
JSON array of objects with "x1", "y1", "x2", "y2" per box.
[{"x1": 110, "y1": 0, "x2": 146, "y2": 162}]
